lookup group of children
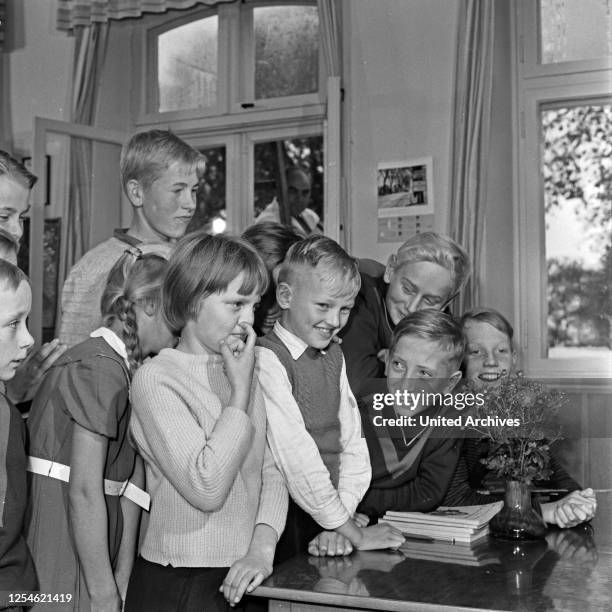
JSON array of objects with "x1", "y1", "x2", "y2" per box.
[{"x1": 0, "y1": 136, "x2": 598, "y2": 612}]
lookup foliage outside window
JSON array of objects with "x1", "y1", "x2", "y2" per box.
[
  {"x1": 543, "y1": 104, "x2": 612, "y2": 358},
  {"x1": 516, "y1": 0, "x2": 612, "y2": 376}
]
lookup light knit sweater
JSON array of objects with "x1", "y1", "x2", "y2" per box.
[
  {"x1": 130, "y1": 348, "x2": 287, "y2": 567},
  {"x1": 58, "y1": 235, "x2": 172, "y2": 347}
]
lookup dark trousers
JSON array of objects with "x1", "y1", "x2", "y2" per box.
[
  {"x1": 124, "y1": 556, "x2": 239, "y2": 612},
  {"x1": 274, "y1": 499, "x2": 322, "y2": 565}
]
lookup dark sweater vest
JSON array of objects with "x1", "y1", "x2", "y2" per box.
[{"x1": 258, "y1": 331, "x2": 343, "y2": 487}]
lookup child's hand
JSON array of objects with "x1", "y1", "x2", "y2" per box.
[
  {"x1": 220, "y1": 323, "x2": 257, "y2": 409},
  {"x1": 353, "y1": 512, "x2": 370, "y2": 527},
  {"x1": 355, "y1": 523, "x2": 405, "y2": 551},
  {"x1": 308, "y1": 531, "x2": 353, "y2": 556},
  {"x1": 542, "y1": 489, "x2": 597, "y2": 528},
  {"x1": 6, "y1": 339, "x2": 66, "y2": 403},
  {"x1": 220, "y1": 552, "x2": 272, "y2": 606}
]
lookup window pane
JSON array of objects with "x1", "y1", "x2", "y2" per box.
[
  {"x1": 187, "y1": 146, "x2": 226, "y2": 235},
  {"x1": 543, "y1": 103, "x2": 612, "y2": 359},
  {"x1": 540, "y1": 0, "x2": 612, "y2": 64},
  {"x1": 157, "y1": 16, "x2": 218, "y2": 112},
  {"x1": 253, "y1": 136, "x2": 323, "y2": 233},
  {"x1": 254, "y1": 6, "x2": 318, "y2": 99}
]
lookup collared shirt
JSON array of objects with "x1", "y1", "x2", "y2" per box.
[
  {"x1": 90, "y1": 327, "x2": 130, "y2": 370},
  {"x1": 257, "y1": 322, "x2": 371, "y2": 530}
]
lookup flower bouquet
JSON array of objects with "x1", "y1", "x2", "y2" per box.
[{"x1": 467, "y1": 374, "x2": 567, "y2": 539}]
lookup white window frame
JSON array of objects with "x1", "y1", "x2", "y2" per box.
[
  {"x1": 131, "y1": 1, "x2": 339, "y2": 239},
  {"x1": 513, "y1": 0, "x2": 612, "y2": 379},
  {"x1": 234, "y1": 1, "x2": 325, "y2": 113}
]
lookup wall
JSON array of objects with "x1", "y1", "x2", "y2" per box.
[
  {"x1": 344, "y1": 0, "x2": 515, "y2": 322},
  {"x1": 344, "y1": 0, "x2": 458, "y2": 263},
  {"x1": 6, "y1": 0, "x2": 73, "y2": 157}
]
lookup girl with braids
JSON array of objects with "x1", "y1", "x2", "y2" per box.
[{"x1": 25, "y1": 249, "x2": 175, "y2": 612}]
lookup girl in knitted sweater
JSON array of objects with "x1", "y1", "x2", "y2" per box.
[{"x1": 125, "y1": 232, "x2": 288, "y2": 612}]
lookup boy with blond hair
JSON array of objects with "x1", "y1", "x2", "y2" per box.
[
  {"x1": 59, "y1": 130, "x2": 205, "y2": 347},
  {"x1": 358, "y1": 309, "x2": 464, "y2": 520},
  {"x1": 257, "y1": 236, "x2": 405, "y2": 561},
  {"x1": 340, "y1": 231, "x2": 470, "y2": 399}
]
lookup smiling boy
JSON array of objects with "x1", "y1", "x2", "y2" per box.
[
  {"x1": 340, "y1": 232, "x2": 469, "y2": 399},
  {"x1": 58, "y1": 130, "x2": 205, "y2": 347},
  {"x1": 257, "y1": 236, "x2": 405, "y2": 561}
]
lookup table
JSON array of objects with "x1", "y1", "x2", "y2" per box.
[{"x1": 252, "y1": 497, "x2": 612, "y2": 611}]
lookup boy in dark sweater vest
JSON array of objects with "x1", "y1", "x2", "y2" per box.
[
  {"x1": 357, "y1": 310, "x2": 464, "y2": 521},
  {"x1": 257, "y1": 237, "x2": 405, "y2": 562}
]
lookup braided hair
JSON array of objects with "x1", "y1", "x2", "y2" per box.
[{"x1": 100, "y1": 249, "x2": 168, "y2": 371}]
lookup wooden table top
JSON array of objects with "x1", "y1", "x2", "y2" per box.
[{"x1": 253, "y1": 494, "x2": 612, "y2": 611}]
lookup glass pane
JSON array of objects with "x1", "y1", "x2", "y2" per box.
[
  {"x1": 253, "y1": 136, "x2": 323, "y2": 234},
  {"x1": 187, "y1": 145, "x2": 226, "y2": 234},
  {"x1": 254, "y1": 6, "x2": 319, "y2": 99},
  {"x1": 540, "y1": 0, "x2": 612, "y2": 63},
  {"x1": 157, "y1": 16, "x2": 218, "y2": 112},
  {"x1": 542, "y1": 103, "x2": 612, "y2": 359}
]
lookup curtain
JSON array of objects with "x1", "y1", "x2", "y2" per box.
[
  {"x1": 57, "y1": 0, "x2": 236, "y2": 31},
  {"x1": 63, "y1": 23, "x2": 109, "y2": 279},
  {"x1": 449, "y1": 0, "x2": 495, "y2": 315},
  {"x1": 318, "y1": 0, "x2": 341, "y2": 77},
  {"x1": 0, "y1": 0, "x2": 11, "y2": 152}
]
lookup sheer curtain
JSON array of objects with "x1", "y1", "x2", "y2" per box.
[
  {"x1": 449, "y1": 0, "x2": 495, "y2": 314},
  {"x1": 63, "y1": 23, "x2": 109, "y2": 277}
]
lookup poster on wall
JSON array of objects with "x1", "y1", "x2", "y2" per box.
[
  {"x1": 377, "y1": 157, "x2": 434, "y2": 243},
  {"x1": 377, "y1": 157, "x2": 434, "y2": 218}
]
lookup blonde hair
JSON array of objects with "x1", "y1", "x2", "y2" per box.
[
  {"x1": 120, "y1": 130, "x2": 206, "y2": 193},
  {"x1": 100, "y1": 249, "x2": 168, "y2": 371},
  {"x1": 391, "y1": 309, "x2": 465, "y2": 369},
  {"x1": 277, "y1": 235, "x2": 361, "y2": 295},
  {"x1": 392, "y1": 232, "x2": 470, "y2": 295}
]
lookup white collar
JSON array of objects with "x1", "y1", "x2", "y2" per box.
[
  {"x1": 273, "y1": 321, "x2": 309, "y2": 360},
  {"x1": 90, "y1": 327, "x2": 130, "y2": 370}
]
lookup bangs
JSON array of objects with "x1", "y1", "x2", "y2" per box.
[{"x1": 163, "y1": 232, "x2": 269, "y2": 331}]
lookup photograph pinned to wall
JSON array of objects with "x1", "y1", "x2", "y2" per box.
[{"x1": 377, "y1": 157, "x2": 434, "y2": 218}]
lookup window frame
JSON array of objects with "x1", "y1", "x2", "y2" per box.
[
  {"x1": 131, "y1": 1, "x2": 338, "y2": 238},
  {"x1": 520, "y1": 0, "x2": 612, "y2": 79},
  {"x1": 513, "y1": 0, "x2": 612, "y2": 379},
  {"x1": 235, "y1": 1, "x2": 325, "y2": 113}
]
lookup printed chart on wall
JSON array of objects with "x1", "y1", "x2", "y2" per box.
[{"x1": 377, "y1": 157, "x2": 434, "y2": 243}]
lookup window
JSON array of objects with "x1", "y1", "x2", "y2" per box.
[
  {"x1": 136, "y1": 1, "x2": 337, "y2": 238},
  {"x1": 156, "y1": 16, "x2": 218, "y2": 113},
  {"x1": 515, "y1": 0, "x2": 612, "y2": 377}
]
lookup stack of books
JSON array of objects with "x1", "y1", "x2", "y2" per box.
[
  {"x1": 399, "y1": 538, "x2": 500, "y2": 567},
  {"x1": 380, "y1": 502, "x2": 503, "y2": 544}
]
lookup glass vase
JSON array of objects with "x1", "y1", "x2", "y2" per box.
[{"x1": 490, "y1": 480, "x2": 547, "y2": 540}]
